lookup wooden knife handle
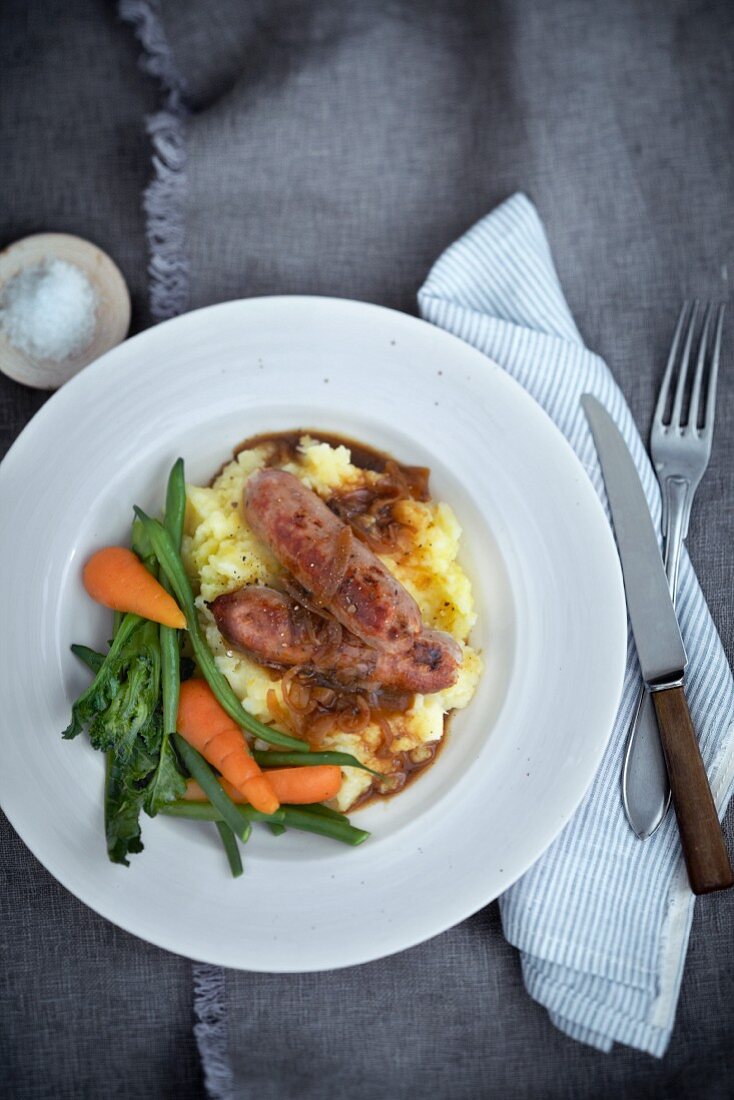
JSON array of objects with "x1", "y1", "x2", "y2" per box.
[{"x1": 652, "y1": 686, "x2": 733, "y2": 895}]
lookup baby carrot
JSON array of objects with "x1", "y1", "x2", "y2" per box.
[
  {"x1": 183, "y1": 763, "x2": 342, "y2": 806},
  {"x1": 172, "y1": 734, "x2": 255, "y2": 840},
  {"x1": 83, "y1": 546, "x2": 186, "y2": 629},
  {"x1": 177, "y1": 679, "x2": 279, "y2": 815}
]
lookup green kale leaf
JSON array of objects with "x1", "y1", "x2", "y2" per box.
[
  {"x1": 65, "y1": 616, "x2": 160, "y2": 762},
  {"x1": 104, "y1": 739, "x2": 157, "y2": 866},
  {"x1": 144, "y1": 736, "x2": 187, "y2": 817}
]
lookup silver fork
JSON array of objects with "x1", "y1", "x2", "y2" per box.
[{"x1": 622, "y1": 300, "x2": 725, "y2": 839}]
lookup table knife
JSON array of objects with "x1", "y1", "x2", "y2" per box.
[{"x1": 582, "y1": 394, "x2": 733, "y2": 895}]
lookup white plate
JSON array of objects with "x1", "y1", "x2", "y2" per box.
[{"x1": 0, "y1": 297, "x2": 626, "y2": 971}]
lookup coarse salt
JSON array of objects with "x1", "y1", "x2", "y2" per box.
[{"x1": 0, "y1": 259, "x2": 97, "y2": 362}]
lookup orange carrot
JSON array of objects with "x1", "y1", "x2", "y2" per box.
[
  {"x1": 83, "y1": 546, "x2": 186, "y2": 629},
  {"x1": 176, "y1": 679, "x2": 279, "y2": 815},
  {"x1": 261, "y1": 766, "x2": 341, "y2": 804},
  {"x1": 184, "y1": 764, "x2": 342, "y2": 806}
]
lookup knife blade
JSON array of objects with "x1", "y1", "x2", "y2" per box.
[
  {"x1": 582, "y1": 394, "x2": 733, "y2": 895},
  {"x1": 582, "y1": 396, "x2": 686, "y2": 687}
]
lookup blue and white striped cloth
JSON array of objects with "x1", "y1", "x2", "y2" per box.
[{"x1": 418, "y1": 193, "x2": 734, "y2": 1057}]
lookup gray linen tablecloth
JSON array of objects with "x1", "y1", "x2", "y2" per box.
[{"x1": 2, "y1": 1, "x2": 733, "y2": 1097}]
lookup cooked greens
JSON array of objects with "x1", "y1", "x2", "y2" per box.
[
  {"x1": 63, "y1": 457, "x2": 369, "y2": 876},
  {"x1": 147, "y1": 457, "x2": 188, "y2": 818},
  {"x1": 63, "y1": 613, "x2": 142, "y2": 744}
]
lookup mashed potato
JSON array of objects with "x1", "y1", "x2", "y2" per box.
[{"x1": 183, "y1": 436, "x2": 482, "y2": 810}]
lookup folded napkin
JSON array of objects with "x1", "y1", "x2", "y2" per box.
[{"x1": 418, "y1": 192, "x2": 734, "y2": 1056}]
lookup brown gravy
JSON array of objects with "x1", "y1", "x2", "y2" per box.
[
  {"x1": 234, "y1": 428, "x2": 428, "y2": 480},
  {"x1": 217, "y1": 429, "x2": 450, "y2": 810}
]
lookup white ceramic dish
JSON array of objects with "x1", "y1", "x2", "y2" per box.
[{"x1": 0, "y1": 297, "x2": 626, "y2": 971}]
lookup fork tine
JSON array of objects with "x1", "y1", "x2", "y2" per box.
[
  {"x1": 671, "y1": 300, "x2": 699, "y2": 428},
  {"x1": 702, "y1": 303, "x2": 726, "y2": 436},
  {"x1": 688, "y1": 302, "x2": 713, "y2": 429},
  {"x1": 654, "y1": 302, "x2": 690, "y2": 426}
]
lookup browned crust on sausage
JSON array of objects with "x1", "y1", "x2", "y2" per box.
[
  {"x1": 244, "y1": 469, "x2": 423, "y2": 649},
  {"x1": 210, "y1": 585, "x2": 461, "y2": 694}
]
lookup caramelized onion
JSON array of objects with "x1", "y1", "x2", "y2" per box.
[
  {"x1": 327, "y1": 460, "x2": 429, "y2": 554},
  {"x1": 281, "y1": 667, "x2": 312, "y2": 713},
  {"x1": 375, "y1": 712, "x2": 394, "y2": 748},
  {"x1": 265, "y1": 660, "x2": 411, "y2": 749},
  {"x1": 281, "y1": 576, "x2": 332, "y2": 619},
  {"x1": 312, "y1": 617, "x2": 343, "y2": 666},
  {"x1": 311, "y1": 525, "x2": 353, "y2": 603}
]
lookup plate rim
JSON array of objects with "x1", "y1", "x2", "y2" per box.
[{"x1": 0, "y1": 294, "x2": 627, "y2": 971}]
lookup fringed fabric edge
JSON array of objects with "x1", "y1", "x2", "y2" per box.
[{"x1": 118, "y1": 0, "x2": 190, "y2": 322}]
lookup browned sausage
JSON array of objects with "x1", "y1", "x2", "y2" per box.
[
  {"x1": 244, "y1": 469, "x2": 423, "y2": 650},
  {"x1": 210, "y1": 585, "x2": 462, "y2": 694}
]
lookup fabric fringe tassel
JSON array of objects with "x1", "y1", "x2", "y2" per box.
[
  {"x1": 118, "y1": 0, "x2": 190, "y2": 321},
  {"x1": 192, "y1": 963, "x2": 234, "y2": 1100}
]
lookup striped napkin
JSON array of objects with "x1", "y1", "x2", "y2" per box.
[{"x1": 418, "y1": 193, "x2": 734, "y2": 1057}]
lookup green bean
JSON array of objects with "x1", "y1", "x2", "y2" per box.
[
  {"x1": 160, "y1": 801, "x2": 225, "y2": 821},
  {"x1": 134, "y1": 508, "x2": 308, "y2": 753},
  {"x1": 238, "y1": 806, "x2": 286, "y2": 823},
  {"x1": 269, "y1": 823, "x2": 287, "y2": 837},
  {"x1": 160, "y1": 800, "x2": 282, "y2": 825},
  {"x1": 71, "y1": 644, "x2": 105, "y2": 674},
  {"x1": 161, "y1": 799, "x2": 368, "y2": 845},
  {"x1": 164, "y1": 457, "x2": 187, "y2": 542},
  {"x1": 253, "y1": 750, "x2": 382, "y2": 777},
  {"x1": 172, "y1": 734, "x2": 253, "y2": 841},
  {"x1": 280, "y1": 807, "x2": 370, "y2": 846},
  {"x1": 160, "y1": 460, "x2": 186, "y2": 741},
  {"x1": 295, "y1": 802, "x2": 348, "y2": 822},
  {"x1": 160, "y1": 644, "x2": 179, "y2": 732},
  {"x1": 215, "y1": 820, "x2": 244, "y2": 878},
  {"x1": 131, "y1": 516, "x2": 154, "y2": 564}
]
